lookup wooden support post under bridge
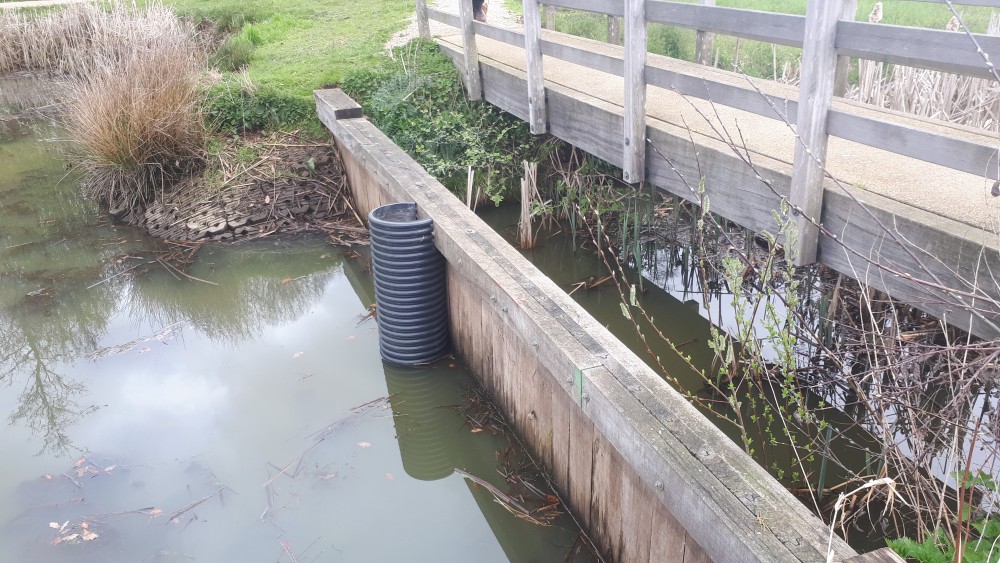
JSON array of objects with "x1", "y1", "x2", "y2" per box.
[
  {"x1": 833, "y1": 0, "x2": 858, "y2": 97},
  {"x1": 458, "y1": 0, "x2": 483, "y2": 100},
  {"x1": 789, "y1": 0, "x2": 843, "y2": 266},
  {"x1": 623, "y1": 0, "x2": 647, "y2": 184},
  {"x1": 416, "y1": 0, "x2": 430, "y2": 40},
  {"x1": 695, "y1": 0, "x2": 715, "y2": 66},
  {"x1": 523, "y1": 0, "x2": 547, "y2": 134}
]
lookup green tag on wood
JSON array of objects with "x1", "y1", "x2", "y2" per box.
[{"x1": 574, "y1": 368, "x2": 584, "y2": 406}]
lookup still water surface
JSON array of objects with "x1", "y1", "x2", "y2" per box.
[{"x1": 0, "y1": 118, "x2": 587, "y2": 561}]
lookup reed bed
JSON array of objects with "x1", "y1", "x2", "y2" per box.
[
  {"x1": 851, "y1": 5, "x2": 1000, "y2": 132},
  {"x1": 1, "y1": 2, "x2": 206, "y2": 220}
]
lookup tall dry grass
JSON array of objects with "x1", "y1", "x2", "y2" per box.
[
  {"x1": 1, "y1": 2, "x2": 206, "y2": 220},
  {"x1": 852, "y1": 5, "x2": 1000, "y2": 132}
]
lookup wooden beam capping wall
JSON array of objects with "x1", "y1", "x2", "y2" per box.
[
  {"x1": 415, "y1": 0, "x2": 430, "y2": 40},
  {"x1": 458, "y1": 0, "x2": 483, "y2": 100},
  {"x1": 623, "y1": 0, "x2": 647, "y2": 184},
  {"x1": 694, "y1": 0, "x2": 715, "y2": 66},
  {"x1": 522, "y1": 0, "x2": 547, "y2": 134},
  {"x1": 789, "y1": 0, "x2": 842, "y2": 266}
]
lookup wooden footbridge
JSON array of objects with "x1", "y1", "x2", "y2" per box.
[{"x1": 418, "y1": 0, "x2": 1000, "y2": 340}]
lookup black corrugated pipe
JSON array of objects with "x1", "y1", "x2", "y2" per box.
[{"x1": 368, "y1": 202, "x2": 450, "y2": 365}]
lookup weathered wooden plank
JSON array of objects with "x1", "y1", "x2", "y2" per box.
[
  {"x1": 623, "y1": 0, "x2": 647, "y2": 183},
  {"x1": 522, "y1": 0, "x2": 547, "y2": 134},
  {"x1": 833, "y1": 0, "x2": 857, "y2": 97},
  {"x1": 544, "y1": 4, "x2": 555, "y2": 28},
  {"x1": 845, "y1": 547, "x2": 906, "y2": 562},
  {"x1": 458, "y1": 0, "x2": 483, "y2": 100},
  {"x1": 694, "y1": 0, "x2": 715, "y2": 66},
  {"x1": 836, "y1": 20, "x2": 1000, "y2": 80},
  {"x1": 568, "y1": 399, "x2": 595, "y2": 528},
  {"x1": 416, "y1": 0, "x2": 430, "y2": 39},
  {"x1": 648, "y1": 490, "x2": 687, "y2": 561},
  {"x1": 590, "y1": 435, "x2": 625, "y2": 561},
  {"x1": 828, "y1": 109, "x2": 1000, "y2": 181},
  {"x1": 789, "y1": 0, "x2": 843, "y2": 265},
  {"x1": 619, "y1": 457, "x2": 653, "y2": 563},
  {"x1": 544, "y1": 0, "x2": 622, "y2": 17},
  {"x1": 646, "y1": 1, "x2": 805, "y2": 47},
  {"x1": 644, "y1": 64, "x2": 798, "y2": 123},
  {"x1": 549, "y1": 372, "x2": 571, "y2": 495},
  {"x1": 682, "y1": 531, "x2": 713, "y2": 563},
  {"x1": 541, "y1": 37, "x2": 624, "y2": 76},
  {"x1": 476, "y1": 22, "x2": 523, "y2": 48},
  {"x1": 315, "y1": 89, "x2": 363, "y2": 120},
  {"x1": 426, "y1": 7, "x2": 459, "y2": 30}
]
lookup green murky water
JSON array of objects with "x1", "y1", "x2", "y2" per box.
[{"x1": 0, "y1": 111, "x2": 589, "y2": 561}]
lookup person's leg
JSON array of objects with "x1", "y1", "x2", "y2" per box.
[{"x1": 473, "y1": 0, "x2": 487, "y2": 22}]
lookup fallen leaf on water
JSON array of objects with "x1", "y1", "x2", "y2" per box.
[
  {"x1": 48, "y1": 522, "x2": 59, "y2": 529},
  {"x1": 52, "y1": 537, "x2": 61, "y2": 545},
  {"x1": 281, "y1": 277, "x2": 292, "y2": 284},
  {"x1": 449, "y1": 363, "x2": 456, "y2": 368},
  {"x1": 385, "y1": 473, "x2": 394, "y2": 480},
  {"x1": 345, "y1": 335, "x2": 356, "y2": 341},
  {"x1": 104, "y1": 464, "x2": 117, "y2": 473},
  {"x1": 43, "y1": 474, "x2": 52, "y2": 480},
  {"x1": 80, "y1": 522, "x2": 89, "y2": 530},
  {"x1": 81, "y1": 530, "x2": 98, "y2": 541},
  {"x1": 356, "y1": 441, "x2": 372, "y2": 448},
  {"x1": 63, "y1": 534, "x2": 78, "y2": 542},
  {"x1": 146, "y1": 508, "x2": 163, "y2": 517},
  {"x1": 470, "y1": 428, "x2": 483, "y2": 433},
  {"x1": 264, "y1": 195, "x2": 271, "y2": 204},
  {"x1": 319, "y1": 473, "x2": 337, "y2": 480},
  {"x1": 292, "y1": 351, "x2": 304, "y2": 359},
  {"x1": 138, "y1": 348, "x2": 150, "y2": 354}
]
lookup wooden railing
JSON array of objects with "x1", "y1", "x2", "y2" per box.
[{"x1": 417, "y1": 0, "x2": 1000, "y2": 266}]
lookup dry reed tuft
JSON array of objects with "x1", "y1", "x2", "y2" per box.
[
  {"x1": 2, "y1": 2, "x2": 207, "y2": 220},
  {"x1": 851, "y1": 7, "x2": 1000, "y2": 132}
]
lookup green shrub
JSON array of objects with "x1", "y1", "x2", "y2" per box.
[
  {"x1": 205, "y1": 79, "x2": 313, "y2": 133},
  {"x1": 212, "y1": 35, "x2": 254, "y2": 71},
  {"x1": 342, "y1": 40, "x2": 547, "y2": 204}
]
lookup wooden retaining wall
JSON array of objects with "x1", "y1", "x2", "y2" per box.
[{"x1": 317, "y1": 89, "x2": 898, "y2": 563}]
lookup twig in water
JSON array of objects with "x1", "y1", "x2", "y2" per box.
[{"x1": 168, "y1": 487, "x2": 224, "y2": 522}]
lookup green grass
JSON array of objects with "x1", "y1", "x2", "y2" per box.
[{"x1": 143, "y1": 0, "x2": 413, "y2": 131}]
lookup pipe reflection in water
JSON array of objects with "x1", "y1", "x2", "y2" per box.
[{"x1": 383, "y1": 362, "x2": 458, "y2": 481}]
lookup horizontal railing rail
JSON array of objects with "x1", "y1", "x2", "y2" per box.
[{"x1": 423, "y1": 0, "x2": 1000, "y2": 265}]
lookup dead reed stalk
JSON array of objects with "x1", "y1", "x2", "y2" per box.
[
  {"x1": 519, "y1": 160, "x2": 539, "y2": 248},
  {"x1": 851, "y1": 6, "x2": 1000, "y2": 132}
]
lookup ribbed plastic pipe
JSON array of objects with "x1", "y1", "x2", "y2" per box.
[{"x1": 368, "y1": 202, "x2": 449, "y2": 365}]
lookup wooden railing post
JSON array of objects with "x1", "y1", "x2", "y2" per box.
[
  {"x1": 607, "y1": 15, "x2": 621, "y2": 45},
  {"x1": 623, "y1": 0, "x2": 647, "y2": 183},
  {"x1": 458, "y1": 0, "x2": 483, "y2": 100},
  {"x1": 416, "y1": 0, "x2": 430, "y2": 40},
  {"x1": 523, "y1": 0, "x2": 547, "y2": 133},
  {"x1": 543, "y1": 5, "x2": 555, "y2": 29},
  {"x1": 790, "y1": 0, "x2": 843, "y2": 266},
  {"x1": 833, "y1": 0, "x2": 857, "y2": 96},
  {"x1": 695, "y1": 0, "x2": 715, "y2": 66}
]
